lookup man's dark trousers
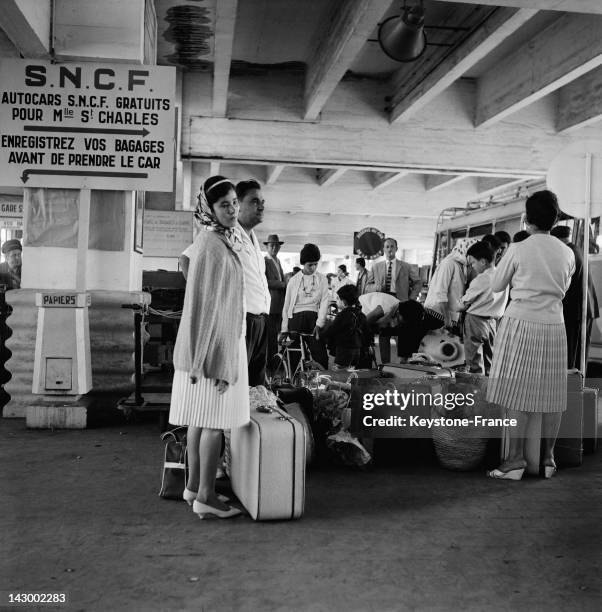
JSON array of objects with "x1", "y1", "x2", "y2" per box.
[{"x1": 246, "y1": 313, "x2": 268, "y2": 386}]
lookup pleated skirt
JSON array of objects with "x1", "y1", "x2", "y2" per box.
[
  {"x1": 486, "y1": 316, "x2": 567, "y2": 413},
  {"x1": 169, "y1": 334, "x2": 250, "y2": 429}
]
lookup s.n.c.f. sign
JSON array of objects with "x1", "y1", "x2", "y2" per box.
[{"x1": 0, "y1": 59, "x2": 176, "y2": 191}]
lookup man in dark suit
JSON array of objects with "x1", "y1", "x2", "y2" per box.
[
  {"x1": 551, "y1": 225, "x2": 599, "y2": 369},
  {"x1": 365, "y1": 237, "x2": 421, "y2": 363},
  {"x1": 264, "y1": 234, "x2": 286, "y2": 370},
  {"x1": 355, "y1": 257, "x2": 369, "y2": 296}
]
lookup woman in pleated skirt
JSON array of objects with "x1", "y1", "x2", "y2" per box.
[
  {"x1": 486, "y1": 190, "x2": 575, "y2": 480},
  {"x1": 169, "y1": 175, "x2": 249, "y2": 519}
]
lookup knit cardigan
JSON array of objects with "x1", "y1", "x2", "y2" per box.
[{"x1": 172, "y1": 231, "x2": 244, "y2": 385}]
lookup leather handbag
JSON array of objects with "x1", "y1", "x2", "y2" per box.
[{"x1": 158, "y1": 426, "x2": 187, "y2": 499}]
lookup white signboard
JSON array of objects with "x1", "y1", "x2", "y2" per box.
[
  {"x1": 143, "y1": 210, "x2": 193, "y2": 257},
  {"x1": 0, "y1": 199, "x2": 23, "y2": 217},
  {"x1": 0, "y1": 59, "x2": 176, "y2": 191}
]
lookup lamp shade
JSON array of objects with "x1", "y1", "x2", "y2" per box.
[{"x1": 378, "y1": 6, "x2": 427, "y2": 63}]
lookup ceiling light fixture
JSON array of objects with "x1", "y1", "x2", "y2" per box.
[
  {"x1": 376, "y1": 1, "x2": 469, "y2": 63},
  {"x1": 378, "y1": 0, "x2": 427, "y2": 63}
]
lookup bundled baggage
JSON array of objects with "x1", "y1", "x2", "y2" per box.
[{"x1": 158, "y1": 427, "x2": 187, "y2": 499}]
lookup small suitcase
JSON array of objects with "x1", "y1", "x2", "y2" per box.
[
  {"x1": 380, "y1": 363, "x2": 454, "y2": 379},
  {"x1": 230, "y1": 404, "x2": 305, "y2": 520}
]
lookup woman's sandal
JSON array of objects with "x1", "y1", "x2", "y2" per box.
[
  {"x1": 192, "y1": 500, "x2": 242, "y2": 519},
  {"x1": 183, "y1": 489, "x2": 229, "y2": 505},
  {"x1": 487, "y1": 467, "x2": 525, "y2": 481},
  {"x1": 542, "y1": 462, "x2": 557, "y2": 479}
]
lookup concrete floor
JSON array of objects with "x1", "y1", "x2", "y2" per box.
[{"x1": 2, "y1": 417, "x2": 601, "y2": 612}]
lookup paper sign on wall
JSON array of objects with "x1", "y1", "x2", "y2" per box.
[{"x1": 143, "y1": 210, "x2": 193, "y2": 257}]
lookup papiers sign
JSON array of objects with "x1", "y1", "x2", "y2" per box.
[{"x1": 0, "y1": 59, "x2": 176, "y2": 191}]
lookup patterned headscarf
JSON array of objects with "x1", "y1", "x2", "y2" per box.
[
  {"x1": 195, "y1": 180, "x2": 240, "y2": 245},
  {"x1": 449, "y1": 237, "x2": 480, "y2": 264}
]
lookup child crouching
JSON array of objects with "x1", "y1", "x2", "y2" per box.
[{"x1": 321, "y1": 284, "x2": 371, "y2": 368}]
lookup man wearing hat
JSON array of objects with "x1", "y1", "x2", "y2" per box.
[
  {"x1": 0, "y1": 239, "x2": 22, "y2": 290},
  {"x1": 264, "y1": 234, "x2": 286, "y2": 370}
]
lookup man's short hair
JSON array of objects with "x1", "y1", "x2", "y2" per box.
[
  {"x1": 235, "y1": 179, "x2": 261, "y2": 201},
  {"x1": 513, "y1": 230, "x2": 530, "y2": 243},
  {"x1": 482, "y1": 234, "x2": 502, "y2": 252},
  {"x1": 494, "y1": 230, "x2": 511, "y2": 245},
  {"x1": 384, "y1": 237, "x2": 398, "y2": 248},
  {"x1": 356, "y1": 257, "x2": 365, "y2": 267},
  {"x1": 550, "y1": 225, "x2": 571, "y2": 240},
  {"x1": 467, "y1": 241, "x2": 495, "y2": 263}
]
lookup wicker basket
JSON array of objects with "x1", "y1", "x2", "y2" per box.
[
  {"x1": 430, "y1": 377, "x2": 490, "y2": 471},
  {"x1": 431, "y1": 420, "x2": 487, "y2": 471}
]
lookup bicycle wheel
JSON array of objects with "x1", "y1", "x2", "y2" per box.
[{"x1": 268, "y1": 352, "x2": 290, "y2": 387}]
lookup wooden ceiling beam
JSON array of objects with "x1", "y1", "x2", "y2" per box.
[
  {"x1": 372, "y1": 172, "x2": 409, "y2": 191},
  {"x1": 0, "y1": 0, "x2": 50, "y2": 57},
  {"x1": 185, "y1": 80, "x2": 602, "y2": 176},
  {"x1": 317, "y1": 168, "x2": 347, "y2": 187},
  {"x1": 475, "y1": 13, "x2": 602, "y2": 127},
  {"x1": 304, "y1": 0, "x2": 391, "y2": 120},
  {"x1": 389, "y1": 7, "x2": 537, "y2": 123},
  {"x1": 476, "y1": 177, "x2": 528, "y2": 197},
  {"x1": 266, "y1": 165, "x2": 286, "y2": 185},
  {"x1": 556, "y1": 65, "x2": 602, "y2": 133},
  {"x1": 433, "y1": 0, "x2": 602, "y2": 14},
  {"x1": 425, "y1": 175, "x2": 469, "y2": 192},
  {"x1": 212, "y1": 0, "x2": 238, "y2": 117}
]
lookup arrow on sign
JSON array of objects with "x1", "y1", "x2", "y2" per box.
[
  {"x1": 21, "y1": 169, "x2": 148, "y2": 183},
  {"x1": 24, "y1": 126, "x2": 150, "y2": 137}
]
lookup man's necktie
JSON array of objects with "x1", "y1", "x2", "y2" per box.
[{"x1": 385, "y1": 261, "x2": 392, "y2": 293}]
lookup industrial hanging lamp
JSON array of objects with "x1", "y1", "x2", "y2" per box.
[{"x1": 378, "y1": 0, "x2": 427, "y2": 62}]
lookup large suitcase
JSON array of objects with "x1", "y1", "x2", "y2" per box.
[
  {"x1": 501, "y1": 371, "x2": 586, "y2": 473},
  {"x1": 230, "y1": 404, "x2": 305, "y2": 520},
  {"x1": 380, "y1": 363, "x2": 454, "y2": 379}
]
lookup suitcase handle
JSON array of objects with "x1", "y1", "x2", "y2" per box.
[{"x1": 256, "y1": 405, "x2": 273, "y2": 413}]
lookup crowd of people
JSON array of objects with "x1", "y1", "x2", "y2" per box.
[{"x1": 168, "y1": 177, "x2": 595, "y2": 517}]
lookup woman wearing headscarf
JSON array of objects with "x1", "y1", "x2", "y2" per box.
[
  {"x1": 424, "y1": 237, "x2": 480, "y2": 330},
  {"x1": 486, "y1": 191, "x2": 574, "y2": 480},
  {"x1": 279, "y1": 243, "x2": 330, "y2": 369},
  {"x1": 169, "y1": 175, "x2": 248, "y2": 519}
]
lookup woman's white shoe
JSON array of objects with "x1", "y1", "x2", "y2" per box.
[
  {"x1": 487, "y1": 468, "x2": 525, "y2": 481},
  {"x1": 183, "y1": 488, "x2": 229, "y2": 505},
  {"x1": 192, "y1": 500, "x2": 242, "y2": 519}
]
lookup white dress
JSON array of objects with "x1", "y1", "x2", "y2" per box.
[{"x1": 169, "y1": 332, "x2": 249, "y2": 429}]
